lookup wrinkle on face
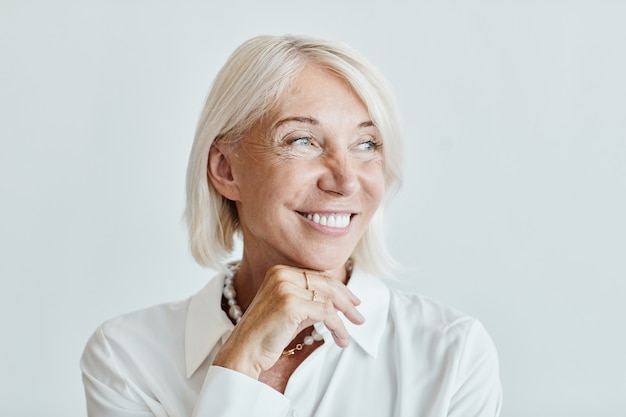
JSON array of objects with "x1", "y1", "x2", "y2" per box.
[
  {"x1": 236, "y1": 118, "x2": 384, "y2": 169},
  {"x1": 219, "y1": 65, "x2": 385, "y2": 272}
]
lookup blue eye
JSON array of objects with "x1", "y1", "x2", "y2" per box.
[
  {"x1": 357, "y1": 140, "x2": 381, "y2": 151},
  {"x1": 292, "y1": 137, "x2": 312, "y2": 146}
]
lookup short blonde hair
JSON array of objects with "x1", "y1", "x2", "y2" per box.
[{"x1": 185, "y1": 35, "x2": 403, "y2": 276}]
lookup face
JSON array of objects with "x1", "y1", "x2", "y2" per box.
[{"x1": 220, "y1": 66, "x2": 385, "y2": 272}]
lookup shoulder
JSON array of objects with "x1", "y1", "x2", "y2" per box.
[
  {"x1": 102, "y1": 298, "x2": 190, "y2": 342},
  {"x1": 79, "y1": 295, "x2": 208, "y2": 412},
  {"x1": 386, "y1": 285, "x2": 498, "y2": 358},
  {"x1": 387, "y1": 286, "x2": 470, "y2": 329},
  {"x1": 385, "y1": 285, "x2": 502, "y2": 411},
  {"x1": 82, "y1": 298, "x2": 191, "y2": 367}
]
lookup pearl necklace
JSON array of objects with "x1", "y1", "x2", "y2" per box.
[{"x1": 222, "y1": 262, "x2": 324, "y2": 355}]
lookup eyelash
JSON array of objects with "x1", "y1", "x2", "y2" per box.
[
  {"x1": 284, "y1": 135, "x2": 382, "y2": 153},
  {"x1": 358, "y1": 139, "x2": 382, "y2": 151},
  {"x1": 290, "y1": 136, "x2": 313, "y2": 146}
]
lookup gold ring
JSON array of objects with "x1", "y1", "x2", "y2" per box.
[
  {"x1": 311, "y1": 290, "x2": 318, "y2": 301},
  {"x1": 303, "y1": 271, "x2": 310, "y2": 290}
]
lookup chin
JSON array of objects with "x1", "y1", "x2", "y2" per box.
[{"x1": 294, "y1": 250, "x2": 353, "y2": 272}]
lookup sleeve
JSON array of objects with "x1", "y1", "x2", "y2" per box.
[
  {"x1": 81, "y1": 326, "x2": 291, "y2": 417},
  {"x1": 192, "y1": 366, "x2": 290, "y2": 416},
  {"x1": 447, "y1": 320, "x2": 503, "y2": 417}
]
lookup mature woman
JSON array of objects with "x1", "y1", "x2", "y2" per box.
[{"x1": 81, "y1": 35, "x2": 502, "y2": 416}]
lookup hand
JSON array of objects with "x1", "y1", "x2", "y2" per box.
[{"x1": 212, "y1": 264, "x2": 365, "y2": 379}]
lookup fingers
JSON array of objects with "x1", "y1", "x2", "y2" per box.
[
  {"x1": 262, "y1": 265, "x2": 365, "y2": 342},
  {"x1": 280, "y1": 268, "x2": 365, "y2": 349},
  {"x1": 214, "y1": 264, "x2": 364, "y2": 379},
  {"x1": 299, "y1": 270, "x2": 365, "y2": 326},
  {"x1": 303, "y1": 292, "x2": 352, "y2": 348}
]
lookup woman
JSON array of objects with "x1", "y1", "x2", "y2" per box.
[{"x1": 81, "y1": 35, "x2": 502, "y2": 416}]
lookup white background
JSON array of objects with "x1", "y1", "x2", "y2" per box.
[{"x1": 1, "y1": 1, "x2": 625, "y2": 416}]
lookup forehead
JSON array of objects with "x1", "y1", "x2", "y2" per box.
[{"x1": 268, "y1": 66, "x2": 370, "y2": 123}]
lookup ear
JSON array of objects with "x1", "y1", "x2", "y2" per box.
[{"x1": 207, "y1": 142, "x2": 241, "y2": 201}]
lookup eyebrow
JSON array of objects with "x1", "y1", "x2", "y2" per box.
[
  {"x1": 273, "y1": 117, "x2": 376, "y2": 129},
  {"x1": 273, "y1": 116, "x2": 319, "y2": 128}
]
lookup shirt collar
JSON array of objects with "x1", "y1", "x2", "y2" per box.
[
  {"x1": 185, "y1": 272, "x2": 233, "y2": 378},
  {"x1": 341, "y1": 265, "x2": 390, "y2": 358},
  {"x1": 184, "y1": 265, "x2": 390, "y2": 377}
]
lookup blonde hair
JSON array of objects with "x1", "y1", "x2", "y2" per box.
[{"x1": 185, "y1": 35, "x2": 403, "y2": 276}]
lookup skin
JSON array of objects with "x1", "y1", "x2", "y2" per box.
[{"x1": 207, "y1": 65, "x2": 385, "y2": 392}]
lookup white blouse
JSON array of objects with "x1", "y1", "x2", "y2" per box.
[{"x1": 80, "y1": 266, "x2": 502, "y2": 417}]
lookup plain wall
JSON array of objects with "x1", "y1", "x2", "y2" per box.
[{"x1": 1, "y1": 1, "x2": 624, "y2": 416}]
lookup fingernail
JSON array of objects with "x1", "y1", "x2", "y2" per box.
[{"x1": 355, "y1": 310, "x2": 365, "y2": 323}]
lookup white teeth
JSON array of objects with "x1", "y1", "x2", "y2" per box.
[{"x1": 305, "y1": 213, "x2": 351, "y2": 228}]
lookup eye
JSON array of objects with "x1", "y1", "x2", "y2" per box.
[
  {"x1": 291, "y1": 136, "x2": 313, "y2": 146},
  {"x1": 356, "y1": 139, "x2": 382, "y2": 152},
  {"x1": 278, "y1": 134, "x2": 322, "y2": 159}
]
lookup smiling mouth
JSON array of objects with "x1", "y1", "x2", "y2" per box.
[{"x1": 298, "y1": 212, "x2": 353, "y2": 228}]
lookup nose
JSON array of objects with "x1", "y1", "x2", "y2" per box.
[{"x1": 317, "y1": 151, "x2": 359, "y2": 197}]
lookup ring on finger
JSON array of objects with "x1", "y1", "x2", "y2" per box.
[
  {"x1": 311, "y1": 290, "x2": 319, "y2": 302},
  {"x1": 303, "y1": 271, "x2": 310, "y2": 290}
]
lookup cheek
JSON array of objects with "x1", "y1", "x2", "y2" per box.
[
  {"x1": 360, "y1": 161, "x2": 386, "y2": 203},
  {"x1": 239, "y1": 163, "x2": 308, "y2": 209}
]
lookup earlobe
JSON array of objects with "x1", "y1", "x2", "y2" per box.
[{"x1": 207, "y1": 142, "x2": 240, "y2": 201}]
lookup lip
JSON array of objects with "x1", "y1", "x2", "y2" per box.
[{"x1": 297, "y1": 211, "x2": 355, "y2": 236}]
